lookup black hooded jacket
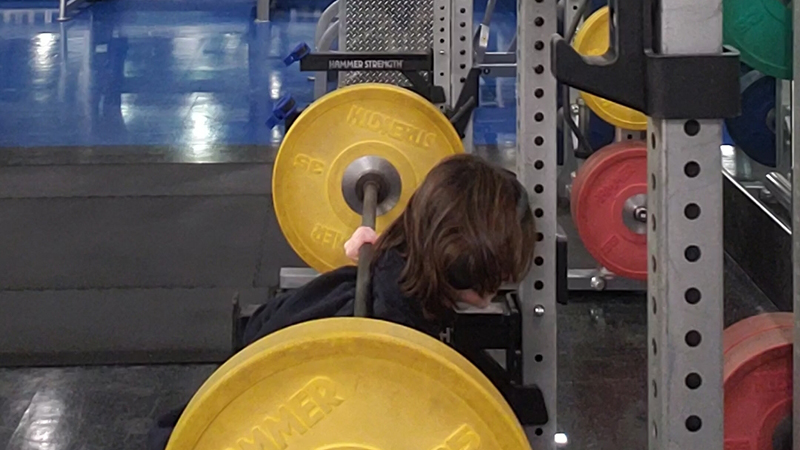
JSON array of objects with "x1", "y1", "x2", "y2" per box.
[
  {"x1": 147, "y1": 249, "x2": 443, "y2": 450},
  {"x1": 242, "y1": 248, "x2": 442, "y2": 343}
]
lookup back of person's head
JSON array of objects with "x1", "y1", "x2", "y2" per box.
[{"x1": 373, "y1": 153, "x2": 536, "y2": 320}]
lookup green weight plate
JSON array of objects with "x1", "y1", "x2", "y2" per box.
[{"x1": 723, "y1": 0, "x2": 792, "y2": 80}]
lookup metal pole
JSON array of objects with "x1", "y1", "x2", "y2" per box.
[
  {"x1": 776, "y1": 80, "x2": 792, "y2": 176},
  {"x1": 315, "y1": 23, "x2": 340, "y2": 99},
  {"x1": 765, "y1": 171, "x2": 792, "y2": 211},
  {"x1": 792, "y1": 0, "x2": 800, "y2": 446},
  {"x1": 452, "y1": 0, "x2": 473, "y2": 152},
  {"x1": 57, "y1": 0, "x2": 68, "y2": 22},
  {"x1": 517, "y1": 0, "x2": 557, "y2": 447},
  {"x1": 354, "y1": 181, "x2": 378, "y2": 317},
  {"x1": 314, "y1": 0, "x2": 339, "y2": 48},
  {"x1": 256, "y1": 0, "x2": 270, "y2": 22},
  {"x1": 648, "y1": 0, "x2": 724, "y2": 449},
  {"x1": 433, "y1": 0, "x2": 452, "y2": 109}
]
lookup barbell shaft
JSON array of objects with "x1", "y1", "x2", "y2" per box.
[{"x1": 354, "y1": 181, "x2": 379, "y2": 317}]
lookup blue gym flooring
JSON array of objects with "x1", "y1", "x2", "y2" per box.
[{"x1": 0, "y1": 0, "x2": 517, "y2": 149}]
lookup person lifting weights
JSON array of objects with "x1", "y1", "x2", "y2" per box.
[{"x1": 148, "y1": 153, "x2": 537, "y2": 450}]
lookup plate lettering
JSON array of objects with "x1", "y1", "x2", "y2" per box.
[
  {"x1": 293, "y1": 154, "x2": 326, "y2": 174},
  {"x1": 431, "y1": 424, "x2": 481, "y2": 450},
  {"x1": 310, "y1": 224, "x2": 346, "y2": 250},
  {"x1": 346, "y1": 105, "x2": 437, "y2": 148},
  {"x1": 233, "y1": 377, "x2": 346, "y2": 450}
]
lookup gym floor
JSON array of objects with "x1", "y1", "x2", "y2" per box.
[
  {"x1": 0, "y1": 0, "x2": 774, "y2": 449},
  {"x1": 0, "y1": 261, "x2": 773, "y2": 450}
]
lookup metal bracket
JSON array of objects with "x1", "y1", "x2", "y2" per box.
[
  {"x1": 550, "y1": 0, "x2": 741, "y2": 119},
  {"x1": 449, "y1": 293, "x2": 550, "y2": 426},
  {"x1": 448, "y1": 68, "x2": 481, "y2": 137}
]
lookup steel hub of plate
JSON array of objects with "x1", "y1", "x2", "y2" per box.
[
  {"x1": 341, "y1": 155, "x2": 403, "y2": 216},
  {"x1": 621, "y1": 193, "x2": 647, "y2": 236},
  {"x1": 165, "y1": 318, "x2": 530, "y2": 450},
  {"x1": 571, "y1": 140, "x2": 648, "y2": 280},
  {"x1": 273, "y1": 83, "x2": 463, "y2": 272},
  {"x1": 724, "y1": 312, "x2": 793, "y2": 450},
  {"x1": 572, "y1": 7, "x2": 648, "y2": 130}
]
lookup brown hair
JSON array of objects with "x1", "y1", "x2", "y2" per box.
[{"x1": 372, "y1": 153, "x2": 537, "y2": 320}]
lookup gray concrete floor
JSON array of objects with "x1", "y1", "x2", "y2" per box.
[{"x1": 0, "y1": 148, "x2": 305, "y2": 365}]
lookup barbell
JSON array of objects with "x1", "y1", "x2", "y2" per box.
[{"x1": 164, "y1": 84, "x2": 532, "y2": 450}]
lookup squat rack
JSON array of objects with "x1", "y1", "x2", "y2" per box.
[
  {"x1": 517, "y1": 0, "x2": 557, "y2": 447},
  {"x1": 543, "y1": 0, "x2": 737, "y2": 449},
  {"x1": 642, "y1": 1, "x2": 725, "y2": 447},
  {"x1": 279, "y1": 0, "x2": 751, "y2": 447}
]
